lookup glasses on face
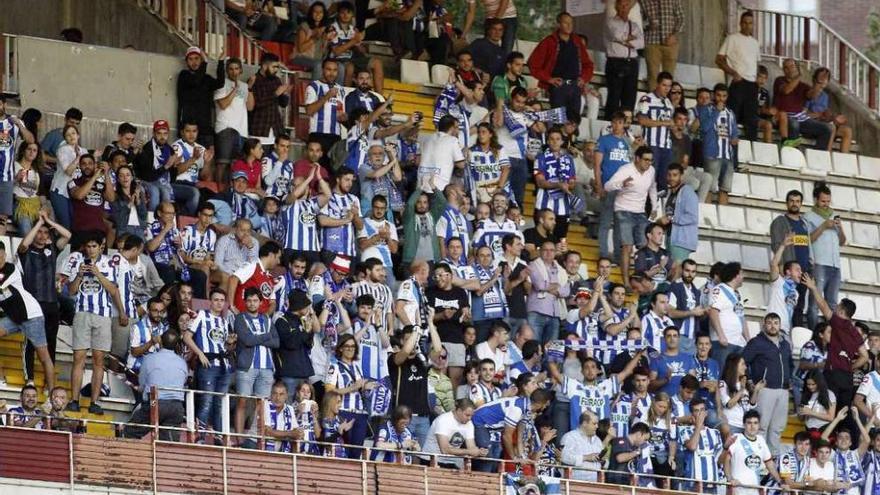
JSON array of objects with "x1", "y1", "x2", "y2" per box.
[{"x1": 341, "y1": 344, "x2": 356, "y2": 350}]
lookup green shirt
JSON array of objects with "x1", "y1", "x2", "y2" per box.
[{"x1": 491, "y1": 74, "x2": 526, "y2": 104}]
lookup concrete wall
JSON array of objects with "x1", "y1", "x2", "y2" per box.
[
  {"x1": 0, "y1": 0, "x2": 187, "y2": 56},
  {"x1": 572, "y1": 0, "x2": 731, "y2": 68}
]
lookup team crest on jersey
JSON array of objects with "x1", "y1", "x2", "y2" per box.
[
  {"x1": 80, "y1": 276, "x2": 102, "y2": 295},
  {"x1": 744, "y1": 454, "x2": 762, "y2": 471},
  {"x1": 0, "y1": 129, "x2": 11, "y2": 149},
  {"x1": 207, "y1": 323, "x2": 226, "y2": 344},
  {"x1": 191, "y1": 248, "x2": 209, "y2": 262},
  {"x1": 259, "y1": 282, "x2": 273, "y2": 299}
]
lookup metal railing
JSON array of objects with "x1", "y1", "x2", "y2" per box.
[
  {"x1": 138, "y1": 0, "x2": 265, "y2": 64},
  {"x1": 743, "y1": 6, "x2": 880, "y2": 113}
]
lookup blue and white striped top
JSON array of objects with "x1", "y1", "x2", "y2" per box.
[
  {"x1": 171, "y1": 139, "x2": 206, "y2": 184},
  {"x1": 695, "y1": 105, "x2": 738, "y2": 161},
  {"x1": 114, "y1": 255, "x2": 138, "y2": 320},
  {"x1": 353, "y1": 319, "x2": 389, "y2": 381},
  {"x1": 127, "y1": 318, "x2": 169, "y2": 371},
  {"x1": 261, "y1": 151, "x2": 294, "y2": 198},
  {"x1": 191, "y1": 309, "x2": 232, "y2": 368},
  {"x1": 0, "y1": 117, "x2": 21, "y2": 182},
  {"x1": 435, "y1": 206, "x2": 469, "y2": 265},
  {"x1": 62, "y1": 252, "x2": 120, "y2": 318},
  {"x1": 637, "y1": 92, "x2": 674, "y2": 149},
  {"x1": 181, "y1": 224, "x2": 217, "y2": 263},
  {"x1": 320, "y1": 193, "x2": 359, "y2": 257},
  {"x1": 265, "y1": 401, "x2": 298, "y2": 453},
  {"x1": 560, "y1": 375, "x2": 619, "y2": 428},
  {"x1": 534, "y1": 150, "x2": 575, "y2": 216},
  {"x1": 282, "y1": 198, "x2": 321, "y2": 252},
  {"x1": 243, "y1": 313, "x2": 274, "y2": 370},
  {"x1": 304, "y1": 80, "x2": 345, "y2": 135},
  {"x1": 678, "y1": 425, "x2": 723, "y2": 483},
  {"x1": 640, "y1": 311, "x2": 674, "y2": 352},
  {"x1": 472, "y1": 396, "x2": 530, "y2": 430},
  {"x1": 327, "y1": 359, "x2": 366, "y2": 413},
  {"x1": 469, "y1": 145, "x2": 509, "y2": 189},
  {"x1": 472, "y1": 218, "x2": 520, "y2": 262}
]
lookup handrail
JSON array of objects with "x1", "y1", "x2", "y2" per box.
[
  {"x1": 739, "y1": 4, "x2": 880, "y2": 113},
  {"x1": 137, "y1": 0, "x2": 265, "y2": 65}
]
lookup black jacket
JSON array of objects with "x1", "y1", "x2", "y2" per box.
[
  {"x1": 177, "y1": 60, "x2": 225, "y2": 134},
  {"x1": 274, "y1": 312, "x2": 315, "y2": 379}
]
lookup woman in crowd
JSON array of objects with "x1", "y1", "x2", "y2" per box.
[
  {"x1": 324, "y1": 334, "x2": 375, "y2": 459},
  {"x1": 50, "y1": 124, "x2": 85, "y2": 227},
  {"x1": 799, "y1": 369, "x2": 836, "y2": 439},
  {"x1": 717, "y1": 353, "x2": 759, "y2": 436},
  {"x1": 111, "y1": 164, "x2": 148, "y2": 238},
  {"x1": 292, "y1": 2, "x2": 331, "y2": 77},
  {"x1": 371, "y1": 405, "x2": 419, "y2": 463},
  {"x1": 13, "y1": 141, "x2": 43, "y2": 234}
]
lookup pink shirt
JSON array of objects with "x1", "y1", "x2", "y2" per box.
[
  {"x1": 232, "y1": 159, "x2": 262, "y2": 189},
  {"x1": 604, "y1": 162, "x2": 659, "y2": 214}
]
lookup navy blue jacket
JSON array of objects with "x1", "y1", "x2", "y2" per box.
[{"x1": 742, "y1": 332, "x2": 792, "y2": 389}]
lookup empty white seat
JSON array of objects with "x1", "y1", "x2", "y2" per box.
[
  {"x1": 693, "y1": 276, "x2": 708, "y2": 289},
  {"x1": 400, "y1": 59, "x2": 430, "y2": 85},
  {"x1": 740, "y1": 282, "x2": 767, "y2": 309},
  {"x1": 693, "y1": 240, "x2": 713, "y2": 265},
  {"x1": 859, "y1": 156, "x2": 880, "y2": 181},
  {"x1": 849, "y1": 294, "x2": 876, "y2": 321},
  {"x1": 805, "y1": 149, "x2": 833, "y2": 174},
  {"x1": 833, "y1": 185, "x2": 857, "y2": 211},
  {"x1": 715, "y1": 204, "x2": 746, "y2": 232},
  {"x1": 713, "y1": 241, "x2": 742, "y2": 264},
  {"x1": 774, "y1": 178, "x2": 801, "y2": 202},
  {"x1": 730, "y1": 173, "x2": 750, "y2": 196},
  {"x1": 745, "y1": 209, "x2": 773, "y2": 236},
  {"x1": 590, "y1": 119, "x2": 610, "y2": 140},
  {"x1": 699, "y1": 204, "x2": 718, "y2": 229},
  {"x1": 737, "y1": 140, "x2": 754, "y2": 164},
  {"x1": 779, "y1": 146, "x2": 807, "y2": 170},
  {"x1": 701, "y1": 67, "x2": 726, "y2": 87},
  {"x1": 598, "y1": 86, "x2": 608, "y2": 107},
  {"x1": 677, "y1": 64, "x2": 702, "y2": 88},
  {"x1": 849, "y1": 258, "x2": 878, "y2": 285},
  {"x1": 746, "y1": 320, "x2": 762, "y2": 340},
  {"x1": 741, "y1": 244, "x2": 770, "y2": 271},
  {"x1": 840, "y1": 257, "x2": 851, "y2": 282},
  {"x1": 592, "y1": 51, "x2": 607, "y2": 75},
  {"x1": 516, "y1": 40, "x2": 538, "y2": 61},
  {"x1": 790, "y1": 326, "x2": 812, "y2": 358},
  {"x1": 851, "y1": 222, "x2": 880, "y2": 248},
  {"x1": 856, "y1": 189, "x2": 880, "y2": 214},
  {"x1": 577, "y1": 119, "x2": 592, "y2": 141},
  {"x1": 430, "y1": 64, "x2": 452, "y2": 86},
  {"x1": 800, "y1": 180, "x2": 816, "y2": 205},
  {"x1": 748, "y1": 174, "x2": 776, "y2": 200},
  {"x1": 522, "y1": 74, "x2": 539, "y2": 90},
  {"x1": 831, "y1": 152, "x2": 859, "y2": 177},
  {"x1": 751, "y1": 142, "x2": 779, "y2": 166}
]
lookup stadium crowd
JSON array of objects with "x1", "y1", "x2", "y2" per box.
[{"x1": 0, "y1": 0, "x2": 875, "y2": 493}]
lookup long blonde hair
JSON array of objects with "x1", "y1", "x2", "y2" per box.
[{"x1": 648, "y1": 392, "x2": 672, "y2": 428}]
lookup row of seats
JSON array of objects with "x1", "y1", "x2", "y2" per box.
[
  {"x1": 728, "y1": 170, "x2": 880, "y2": 214},
  {"x1": 741, "y1": 140, "x2": 880, "y2": 180}
]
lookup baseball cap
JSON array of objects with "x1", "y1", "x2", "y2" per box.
[
  {"x1": 185, "y1": 46, "x2": 202, "y2": 59},
  {"x1": 575, "y1": 288, "x2": 592, "y2": 300},
  {"x1": 231, "y1": 171, "x2": 249, "y2": 181},
  {"x1": 153, "y1": 120, "x2": 169, "y2": 132},
  {"x1": 329, "y1": 255, "x2": 351, "y2": 274}
]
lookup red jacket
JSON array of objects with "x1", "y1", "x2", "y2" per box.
[{"x1": 527, "y1": 31, "x2": 594, "y2": 91}]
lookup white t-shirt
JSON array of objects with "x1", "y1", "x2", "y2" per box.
[
  {"x1": 727, "y1": 433, "x2": 772, "y2": 495},
  {"x1": 804, "y1": 458, "x2": 835, "y2": 485},
  {"x1": 718, "y1": 32, "x2": 760, "y2": 82},
  {"x1": 422, "y1": 411, "x2": 474, "y2": 468},
  {"x1": 418, "y1": 132, "x2": 465, "y2": 192},
  {"x1": 803, "y1": 390, "x2": 836, "y2": 430},
  {"x1": 214, "y1": 78, "x2": 249, "y2": 136},
  {"x1": 560, "y1": 429, "x2": 603, "y2": 481},
  {"x1": 475, "y1": 341, "x2": 506, "y2": 374},
  {"x1": 718, "y1": 380, "x2": 752, "y2": 429},
  {"x1": 709, "y1": 283, "x2": 746, "y2": 347},
  {"x1": 856, "y1": 371, "x2": 880, "y2": 409},
  {"x1": 766, "y1": 276, "x2": 797, "y2": 333}
]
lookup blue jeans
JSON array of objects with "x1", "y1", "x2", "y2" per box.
[
  {"x1": 339, "y1": 410, "x2": 370, "y2": 459},
  {"x1": 710, "y1": 341, "x2": 742, "y2": 372},
  {"x1": 195, "y1": 365, "x2": 233, "y2": 431},
  {"x1": 171, "y1": 182, "x2": 200, "y2": 216},
  {"x1": 651, "y1": 146, "x2": 673, "y2": 192},
  {"x1": 789, "y1": 117, "x2": 832, "y2": 150},
  {"x1": 473, "y1": 425, "x2": 502, "y2": 472},
  {"x1": 679, "y1": 336, "x2": 696, "y2": 355},
  {"x1": 809, "y1": 264, "x2": 840, "y2": 325},
  {"x1": 143, "y1": 180, "x2": 174, "y2": 212},
  {"x1": 500, "y1": 18, "x2": 518, "y2": 58},
  {"x1": 527, "y1": 312, "x2": 560, "y2": 344},
  {"x1": 552, "y1": 400, "x2": 571, "y2": 445},
  {"x1": 508, "y1": 157, "x2": 528, "y2": 209},
  {"x1": 49, "y1": 191, "x2": 72, "y2": 229},
  {"x1": 598, "y1": 190, "x2": 620, "y2": 260},
  {"x1": 408, "y1": 415, "x2": 431, "y2": 449}
]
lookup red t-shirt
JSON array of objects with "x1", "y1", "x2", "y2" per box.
[
  {"x1": 231, "y1": 159, "x2": 262, "y2": 189},
  {"x1": 772, "y1": 77, "x2": 811, "y2": 113},
  {"x1": 292, "y1": 159, "x2": 330, "y2": 195},
  {"x1": 232, "y1": 260, "x2": 276, "y2": 314},
  {"x1": 67, "y1": 173, "x2": 108, "y2": 233},
  {"x1": 827, "y1": 313, "x2": 862, "y2": 372}
]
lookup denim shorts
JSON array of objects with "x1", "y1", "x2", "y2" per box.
[
  {"x1": 0, "y1": 316, "x2": 47, "y2": 347},
  {"x1": 235, "y1": 367, "x2": 275, "y2": 397},
  {"x1": 614, "y1": 211, "x2": 649, "y2": 247}
]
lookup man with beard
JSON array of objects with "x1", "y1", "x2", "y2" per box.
[
  {"x1": 667, "y1": 259, "x2": 705, "y2": 354},
  {"x1": 344, "y1": 70, "x2": 382, "y2": 117},
  {"x1": 273, "y1": 254, "x2": 310, "y2": 315},
  {"x1": 598, "y1": 283, "x2": 640, "y2": 338},
  {"x1": 291, "y1": 139, "x2": 330, "y2": 196},
  {"x1": 435, "y1": 185, "x2": 470, "y2": 264},
  {"x1": 9, "y1": 385, "x2": 43, "y2": 428},
  {"x1": 769, "y1": 189, "x2": 812, "y2": 327},
  {"x1": 247, "y1": 53, "x2": 290, "y2": 142},
  {"x1": 68, "y1": 154, "x2": 115, "y2": 237},
  {"x1": 282, "y1": 166, "x2": 331, "y2": 263},
  {"x1": 402, "y1": 192, "x2": 441, "y2": 267},
  {"x1": 523, "y1": 209, "x2": 557, "y2": 262},
  {"x1": 176, "y1": 46, "x2": 224, "y2": 147},
  {"x1": 134, "y1": 120, "x2": 181, "y2": 212},
  {"x1": 352, "y1": 258, "x2": 394, "y2": 335},
  {"x1": 319, "y1": 168, "x2": 363, "y2": 259},
  {"x1": 473, "y1": 193, "x2": 521, "y2": 262},
  {"x1": 126, "y1": 297, "x2": 170, "y2": 373},
  {"x1": 427, "y1": 263, "x2": 471, "y2": 387}
]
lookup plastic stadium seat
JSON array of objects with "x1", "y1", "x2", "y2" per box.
[
  {"x1": 740, "y1": 281, "x2": 767, "y2": 309},
  {"x1": 577, "y1": 119, "x2": 592, "y2": 142},
  {"x1": 400, "y1": 59, "x2": 430, "y2": 85},
  {"x1": 715, "y1": 204, "x2": 746, "y2": 232},
  {"x1": 851, "y1": 222, "x2": 880, "y2": 248},
  {"x1": 745, "y1": 209, "x2": 773, "y2": 235},
  {"x1": 713, "y1": 241, "x2": 742, "y2": 264},
  {"x1": 693, "y1": 276, "x2": 708, "y2": 289},
  {"x1": 856, "y1": 189, "x2": 880, "y2": 214},
  {"x1": 831, "y1": 152, "x2": 859, "y2": 177},
  {"x1": 598, "y1": 86, "x2": 608, "y2": 107},
  {"x1": 730, "y1": 173, "x2": 750, "y2": 196},
  {"x1": 638, "y1": 63, "x2": 647, "y2": 82},
  {"x1": 701, "y1": 67, "x2": 726, "y2": 87},
  {"x1": 805, "y1": 149, "x2": 833, "y2": 174},
  {"x1": 774, "y1": 178, "x2": 801, "y2": 202},
  {"x1": 859, "y1": 156, "x2": 880, "y2": 181},
  {"x1": 849, "y1": 294, "x2": 876, "y2": 321},
  {"x1": 522, "y1": 75, "x2": 539, "y2": 90},
  {"x1": 517, "y1": 40, "x2": 538, "y2": 61},
  {"x1": 590, "y1": 119, "x2": 610, "y2": 140},
  {"x1": 746, "y1": 320, "x2": 762, "y2": 340},
  {"x1": 751, "y1": 142, "x2": 779, "y2": 166},
  {"x1": 779, "y1": 146, "x2": 807, "y2": 170},
  {"x1": 748, "y1": 174, "x2": 776, "y2": 200},
  {"x1": 592, "y1": 50, "x2": 607, "y2": 75},
  {"x1": 676, "y1": 64, "x2": 702, "y2": 89},
  {"x1": 833, "y1": 185, "x2": 857, "y2": 211},
  {"x1": 694, "y1": 240, "x2": 713, "y2": 265},
  {"x1": 800, "y1": 180, "x2": 817, "y2": 205},
  {"x1": 849, "y1": 258, "x2": 879, "y2": 285},
  {"x1": 840, "y1": 257, "x2": 851, "y2": 284},
  {"x1": 699, "y1": 204, "x2": 718, "y2": 229},
  {"x1": 430, "y1": 64, "x2": 452, "y2": 86},
  {"x1": 790, "y1": 326, "x2": 812, "y2": 358},
  {"x1": 737, "y1": 140, "x2": 753, "y2": 164},
  {"x1": 741, "y1": 244, "x2": 770, "y2": 271}
]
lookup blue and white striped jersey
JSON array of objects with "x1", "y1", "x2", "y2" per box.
[
  {"x1": 181, "y1": 224, "x2": 217, "y2": 263},
  {"x1": 469, "y1": 145, "x2": 509, "y2": 188},
  {"x1": 647, "y1": 417, "x2": 677, "y2": 457},
  {"x1": 640, "y1": 311, "x2": 675, "y2": 352},
  {"x1": 534, "y1": 150, "x2": 576, "y2": 215},
  {"x1": 472, "y1": 218, "x2": 521, "y2": 261},
  {"x1": 0, "y1": 117, "x2": 21, "y2": 182},
  {"x1": 320, "y1": 193, "x2": 359, "y2": 257},
  {"x1": 469, "y1": 382, "x2": 502, "y2": 408},
  {"x1": 304, "y1": 80, "x2": 345, "y2": 135},
  {"x1": 353, "y1": 319, "x2": 389, "y2": 381},
  {"x1": 242, "y1": 313, "x2": 274, "y2": 370},
  {"x1": 357, "y1": 218, "x2": 397, "y2": 267},
  {"x1": 112, "y1": 255, "x2": 138, "y2": 320},
  {"x1": 327, "y1": 21, "x2": 356, "y2": 60},
  {"x1": 264, "y1": 401, "x2": 298, "y2": 453},
  {"x1": 560, "y1": 375, "x2": 619, "y2": 429},
  {"x1": 144, "y1": 220, "x2": 181, "y2": 266},
  {"x1": 326, "y1": 359, "x2": 366, "y2": 412},
  {"x1": 127, "y1": 318, "x2": 169, "y2": 371},
  {"x1": 170, "y1": 139, "x2": 205, "y2": 184},
  {"x1": 191, "y1": 309, "x2": 232, "y2": 368},
  {"x1": 351, "y1": 281, "x2": 393, "y2": 330},
  {"x1": 472, "y1": 396, "x2": 530, "y2": 430},
  {"x1": 435, "y1": 206, "x2": 469, "y2": 265},
  {"x1": 282, "y1": 198, "x2": 322, "y2": 252},
  {"x1": 695, "y1": 105, "x2": 738, "y2": 161},
  {"x1": 62, "y1": 252, "x2": 120, "y2": 317},
  {"x1": 678, "y1": 425, "x2": 723, "y2": 483},
  {"x1": 261, "y1": 151, "x2": 294, "y2": 197},
  {"x1": 637, "y1": 92, "x2": 674, "y2": 149},
  {"x1": 619, "y1": 393, "x2": 652, "y2": 426}
]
